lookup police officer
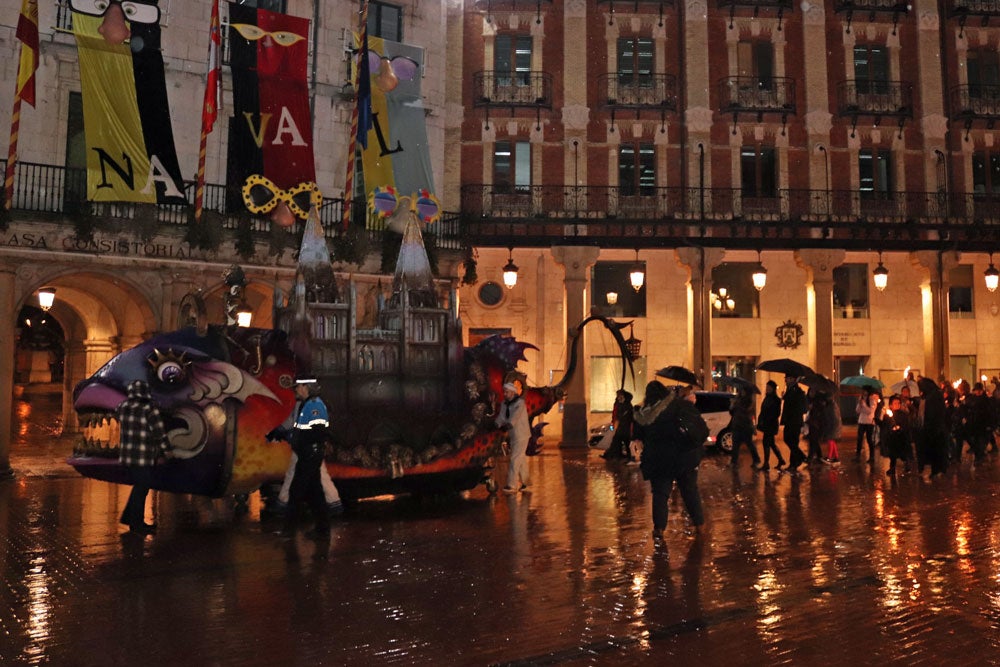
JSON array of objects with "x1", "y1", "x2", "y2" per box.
[{"x1": 277, "y1": 376, "x2": 331, "y2": 537}]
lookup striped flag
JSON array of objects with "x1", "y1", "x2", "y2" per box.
[
  {"x1": 5, "y1": 0, "x2": 39, "y2": 209},
  {"x1": 202, "y1": 0, "x2": 222, "y2": 134},
  {"x1": 15, "y1": 0, "x2": 39, "y2": 106},
  {"x1": 195, "y1": 0, "x2": 222, "y2": 220}
]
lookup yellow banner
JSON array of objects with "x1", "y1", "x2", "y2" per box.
[
  {"x1": 359, "y1": 35, "x2": 396, "y2": 201},
  {"x1": 74, "y1": 14, "x2": 154, "y2": 203}
]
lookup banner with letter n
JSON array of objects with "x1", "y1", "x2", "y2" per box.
[
  {"x1": 226, "y1": 3, "x2": 315, "y2": 218},
  {"x1": 72, "y1": 10, "x2": 185, "y2": 204}
]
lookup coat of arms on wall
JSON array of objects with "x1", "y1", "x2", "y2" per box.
[{"x1": 775, "y1": 320, "x2": 804, "y2": 349}]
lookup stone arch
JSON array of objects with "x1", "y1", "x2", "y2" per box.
[{"x1": 13, "y1": 269, "x2": 159, "y2": 436}]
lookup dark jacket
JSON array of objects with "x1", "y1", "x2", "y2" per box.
[
  {"x1": 116, "y1": 380, "x2": 168, "y2": 468},
  {"x1": 780, "y1": 384, "x2": 808, "y2": 429},
  {"x1": 757, "y1": 392, "x2": 781, "y2": 435},
  {"x1": 635, "y1": 396, "x2": 709, "y2": 480}
]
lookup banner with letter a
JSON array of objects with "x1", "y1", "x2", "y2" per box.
[
  {"x1": 226, "y1": 3, "x2": 315, "y2": 217},
  {"x1": 72, "y1": 11, "x2": 185, "y2": 204}
]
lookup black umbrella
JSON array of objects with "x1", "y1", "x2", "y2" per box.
[
  {"x1": 799, "y1": 373, "x2": 838, "y2": 394},
  {"x1": 655, "y1": 365, "x2": 700, "y2": 387},
  {"x1": 757, "y1": 358, "x2": 815, "y2": 378},
  {"x1": 718, "y1": 376, "x2": 760, "y2": 394}
]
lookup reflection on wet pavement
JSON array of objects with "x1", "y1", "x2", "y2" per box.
[{"x1": 3, "y1": 392, "x2": 1000, "y2": 665}]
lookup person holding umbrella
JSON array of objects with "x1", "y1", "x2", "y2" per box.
[
  {"x1": 780, "y1": 376, "x2": 808, "y2": 472},
  {"x1": 855, "y1": 386, "x2": 879, "y2": 463},
  {"x1": 757, "y1": 380, "x2": 785, "y2": 470},
  {"x1": 729, "y1": 385, "x2": 761, "y2": 468}
]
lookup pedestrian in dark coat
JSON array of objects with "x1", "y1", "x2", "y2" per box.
[
  {"x1": 963, "y1": 382, "x2": 992, "y2": 463},
  {"x1": 634, "y1": 382, "x2": 709, "y2": 541},
  {"x1": 780, "y1": 377, "x2": 808, "y2": 471},
  {"x1": 602, "y1": 390, "x2": 634, "y2": 460},
  {"x1": 805, "y1": 388, "x2": 828, "y2": 463},
  {"x1": 729, "y1": 387, "x2": 761, "y2": 467},
  {"x1": 116, "y1": 379, "x2": 169, "y2": 535},
  {"x1": 917, "y1": 378, "x2": 948, "y2": 476},
  {"x1": 883, "y1": 395, "x2": 912, "y2": 476},
  {"x1": 757, "y1": 380, "x2": 784, "y2": 470}
]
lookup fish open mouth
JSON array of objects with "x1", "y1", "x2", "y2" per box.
[{"x1": 73, "y1": 410, "x2": 194, "y2": 459}]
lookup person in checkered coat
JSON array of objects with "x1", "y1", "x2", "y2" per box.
[{"x1": 115, "y1": 379, "x2": 169, "y2": 535}]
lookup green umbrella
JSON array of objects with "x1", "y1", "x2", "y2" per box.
[{"x1": 840, "y1": 375, "x2": 884, "y2": 390}]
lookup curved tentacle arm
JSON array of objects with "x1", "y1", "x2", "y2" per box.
[{"x1": 554, "y1": 315, "x2": 635, "y2": 396}]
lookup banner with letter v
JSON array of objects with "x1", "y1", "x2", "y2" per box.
[
  {"x1": 72, "y1": 12, "x2": 185, "y2": 204},
  {"x1": 226, "y1": 3, "x2": 315, "y2": 216}
]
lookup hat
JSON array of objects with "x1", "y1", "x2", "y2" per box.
[{"x1": 503, "y1": 382, "x2": 517, "y2": 393}]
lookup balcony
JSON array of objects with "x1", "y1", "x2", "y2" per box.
[
  {"x1": 472, "y1": 71, "x2": 553, "y2": 109},
  {"x1": 834, "y1": 0, "x2": 910, "y2": 32},
  {"x1": 1, "y1": 159, "x2": 462, "y2": 250},
  {"x1": 948, "y1": 0, "x2": 1000, "y2": 32},
  {"x1": 836, "y1": 80, "x2": 913, "y2": 135},
  {"x1": 718, "y1": 77, "x2": 796, "y2": 127},
  {"x1": 460, "y1": 184, "x2": 999, "y2": 250},
  {"x1": 950, "y1": 84, "x2": 1000, "y2": 134},
  {"x1": 599, "y1": 73, "x2": 678, "y2": 111},
  {"x1": 717, "y1": 0, "x2": 794, "y2": 28}
]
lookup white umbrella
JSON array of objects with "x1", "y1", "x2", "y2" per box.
[{"x1": 889, "y1": 379, "x2": 919, "y2": 395}]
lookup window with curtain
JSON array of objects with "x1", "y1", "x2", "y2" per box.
[
  {"x1": 854, "y1": 45, "x2": 889, "y2": 95},
  {"x1": 494, "y1": 141, "x2": 531, "y2": 193},
  {"x1": 859, "y1": 149, "x2": 892, "y2": 197},
  {"x1": 495, "y1": 34, "x2": 532, "y2": 86},
  {"x1": 367, "y1": 1, "x2": 403, "y2": 41},
  {"x1": 617, "y1": 37, "x2": 654, "y2": 86},
  {"x1": 972, "y1": 151, "x2": 1000, "y2": 194}
]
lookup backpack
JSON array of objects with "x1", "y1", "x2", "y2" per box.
[{"x1": 668, "y1": 402, "x2": 710, "y2": 451}]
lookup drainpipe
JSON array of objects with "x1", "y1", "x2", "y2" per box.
[{"x1": 698, "y1": 142, "x2": 705, "y2": 220}]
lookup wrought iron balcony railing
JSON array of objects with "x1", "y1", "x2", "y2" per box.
[
  {"x1": 718, "y1": 77, "x2": 796, "y2": 117},
  {"x1": 461, "y1": 185, "x2": 1000, "y2": 233},
  {"x1": 472, "y1": 71, "x2": 553, "y2": 109},
  {"x1": 837, "y1": 80, "x2": 913, "y2": 134},
  {"x1": 599, "y1": 73, "x2": 678, "y2": 111},
  {"x1": 1, "y1": 159, "x2": 462, "y2": 249},
  {"x1": 950, "y1": 84, "x2": 1000, "y2": 124},
  {"x1": 948, "y1": 0, "x2": 1000, "y2": 22}
]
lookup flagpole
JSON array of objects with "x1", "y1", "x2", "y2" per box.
[
  {"x1": 195, "y1": 0, "x2": 220, "y2": 223},
  {"x1": 342, "y1": 1, "x2": 368, "y2": 230},
  {"x1": 4, "y1": 59, "x2": 23, "y2": 212}
]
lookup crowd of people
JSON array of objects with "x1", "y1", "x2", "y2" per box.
[{"x1": 598, "y1": 373, "x2": 1000, "y2": 542}]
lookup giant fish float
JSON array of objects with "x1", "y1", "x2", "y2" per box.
[{"x1": 69, "y1": 209, "x2": 633, "y2": 505}]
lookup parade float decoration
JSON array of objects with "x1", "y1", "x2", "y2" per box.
[{"x1": 69, "y1": 203, "x2": 634, "y2": 502}]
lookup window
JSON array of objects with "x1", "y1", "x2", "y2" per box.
[
  {"x1": 233, "y1": 0, "x2": 287, "y2": 12},
  {"x1": 591, "y1": 261, "x2": 646, "y2": 317},
  {"x1": 710, "y1": 263, "x2": 760, "y2": 319},
  {"x1": 493, "y1": 141, "x2": 531, "y2": 193},
  {"x1": 833, "y1": 264, "x2": 870, "y2": 319},
  {"x1": 968, "y1": 50, "x2": 1000, "y2": 92},
  {"x1": 738, "y1": 41, "x2": 774, "y2": 89},
  {"x1": 590, "y1": 356, "x2": 647, "y2": 413},
  {"x1": 949, "y1": 265, "x2": 974, "y2": 318},
  {"x1": 618, "y1": 143, "x2": 655, "y2": 196},
  {"x1": 859, "y1": 149, "x2": 892, "y2": 197},
  {"x1": 476, "y1": 281, "x2": 505, "y2": 307},
  {"x1": 854, "y1": 45, "x2": 889, "y2": 95},
  {"x1": 972, "y1": 152, "x2": 1000, "y2": 195},
  {"x1": 367, "y1": 1, "x2": 402, "y2": 42},
  {"x1": 617, "y1": 37, "x2": 654, "y2": 86},
  {"x1": 495, "y1": 34, "x2": 532, "y2": 86},
  {"x1": 740, "y1": 146, "x2": 777, "y2": 198}
]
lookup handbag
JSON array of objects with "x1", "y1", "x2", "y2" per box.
[{"x1": 595, "y1": 427, "x2": 615, "y2": 451}]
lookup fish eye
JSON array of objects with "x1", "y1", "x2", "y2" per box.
[
  {"x1": 232, "y1": 23, "x2": 267, "y2": 41},
  {"x1": 70, "y1": 0, "x2": 109, "y2": 16},
  {"x1": 156, "y1": 361, "x2": 187, "y2": 384},
  {"x1": 119, "y1": 1, "x2": 159, "y2": 23}
]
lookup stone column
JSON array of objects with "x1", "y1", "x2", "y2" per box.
[
  {"x1": 676, "y1": 247, "x2": 725, "y2": 387},
  {"x1": 61, "y1": 339, "x2": 87, "y2": 433},
  {"x1": 796, "y1": 250, "x2": 845, "y2": 378},
  {"x1": 0, "y1": 268, "x2": 15, "y2": 479},
  {"x1": 552, "y1": 245, "x2": 600, "y2": 446},
  {"x1": 913, "y1": 250, "x2": 959, "y2": 380}
]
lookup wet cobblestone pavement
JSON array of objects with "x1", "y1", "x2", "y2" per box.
[{"x1": 3, "y1": 394, "x2": 1000, "y2": 665}]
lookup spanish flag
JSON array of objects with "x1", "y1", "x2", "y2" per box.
[
  {"x1": 72, "y1": 11, "x2": 185, "y2": 204},
  {"x1": 15, "y1": 0, "x2": 38, "y2": 106}
]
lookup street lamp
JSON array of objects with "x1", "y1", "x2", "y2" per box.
[
  {"x1": 712, "y1": 287, "x2": 735, "y2": 315},
  {"x1": 606, "y1": 291, "x2": 618, "y2": 305},
  {"x1": 236, "y1": 305, "x2": 254, "y2": 328},
  {"x1": 37, "y1": 287, "x2": 56, "y2": 311},
  {"x1": 502, "y1": 247, "x2": 519, "y2": 289},
  {"x1": 629, "y1": 249, "x2": 645, "y2": 292},
  {"x1": 751, "y1": 250, "x2": 767, "y2": 291},
  {"x1": 985, "y1": 253, "x2": 999, "y2": 293},
  {"x1": 873, "y1": 252, "x2": 889, "y2": 292}
]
